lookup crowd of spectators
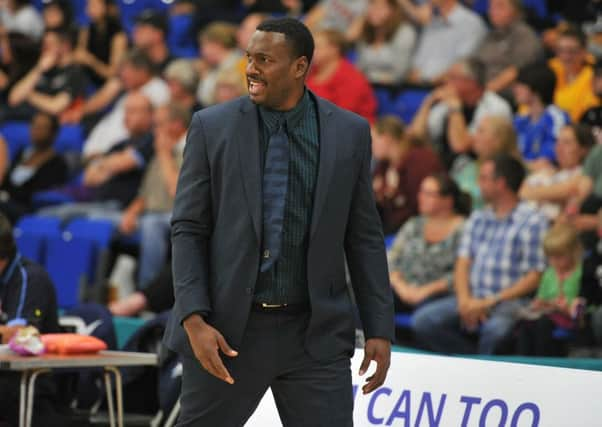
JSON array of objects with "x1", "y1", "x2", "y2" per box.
[{"x1": 1, "y1": 0, "x2": 602, "y2": 364}]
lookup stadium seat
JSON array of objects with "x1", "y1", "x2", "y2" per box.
[
  {"x1": 45, "y1": 235, "x2": 96, "y2": 309},
  {"x1": 168, "y1": 13, "x2": 199, "y2": 58},
  {"x1": 553, "y1": 327, "x2": 574, "y2": 340},
  {"x1": 384, "y1": 234, "x2": 396, "y2": 249},
  {"x1": 392, "y1": 89, "x2": 429, "y2": 124},
  {"x1": 0, "y1": 121, "x2": 29, "y2": 161},
  {"x1": 374, "y1": 87, "x2": 394, "y2": 116},
  {"x1": 13, "y1": 215, "x2": 62, "y2": 263},
  {"x1": 395, "y1": 313, "x2": 413, "y2": 329},
  {"x1": 31, "y1": 190, "x2": 76, "y2": 209},
  {"x1": 55, "y1": 124, "x2": 85, "y2": 154},
  {"x1": 65, "y1": 218, "x2": 116, "y2": 249},
  {"x1": 65, "y1": 218, "x2": 117, "y2": 291}
]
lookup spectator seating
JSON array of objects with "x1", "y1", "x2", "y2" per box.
[
  {"x1": 393, "y1": 89, "x2": 430, "y2": 125},
  {"x1": 45, "y1": 234, "x2": 95, "y2": 309},
  {"x1": 395, "y1": 313, "x2": 413, "y2": 329},
  {"x1": 65, "y1": 218, "x2": 116, "y2": 289},
  {"x1": 0, "y1": 122, "x2": 29, "y2": 161},
  {"x1": 168, "y1": 13, "x2": 198, "y2": 58},
  {"x1": 1, "y1": 121, "x2": 85, "y2": 160},
  {"x1": 374, "y1": 88, "x2": 430, "y2": 124},
  {"x1": 14, "y1": 215, "x2": 62, "y2": 263}
]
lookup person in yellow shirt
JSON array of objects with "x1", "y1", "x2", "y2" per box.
[{"x1": 548, "y1": 24, "x2": 598, "y2": 122}]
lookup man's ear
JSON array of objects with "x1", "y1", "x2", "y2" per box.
[{"x1": 294, "y1": 56, "x2": 309, "y2": 79}]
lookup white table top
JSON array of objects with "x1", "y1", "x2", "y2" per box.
[{"x1": 0, "y1": 350, "x2": 158, "y2": 371}]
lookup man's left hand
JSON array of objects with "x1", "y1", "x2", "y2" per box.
[{"x1": 359, "y1": 338, "x2": 391, "y2": 394}]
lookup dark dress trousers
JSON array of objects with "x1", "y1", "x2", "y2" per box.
[{"x1": 162, "y1": 94, "x2": 394, "y2": 426}]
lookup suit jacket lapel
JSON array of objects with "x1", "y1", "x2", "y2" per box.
[
  {"x1": 310, "y1": 97, "x2": 336, "y2": 241},
  {"x1": 237, "y1": 98, "x2": 262, "y2": 241}
]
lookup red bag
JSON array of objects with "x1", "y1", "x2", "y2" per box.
[{"x1": 41, "y1": 334, "x2": 107, "y2": 355}]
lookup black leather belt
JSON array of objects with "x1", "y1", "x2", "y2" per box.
[{"x1": 251, "y1": 302, "x2": 310, "y2": 314}]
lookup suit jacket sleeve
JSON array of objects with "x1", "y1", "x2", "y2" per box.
[
  {"x1": 344, "y1": 123, "x2": 395, "y2": 341},
  {"x1": 171, "y1": 112, "x2": 213, "y2": 325}
]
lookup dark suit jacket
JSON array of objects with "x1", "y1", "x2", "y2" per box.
[{"x1": 162, "y1": 94, "x2": 394, "y2": 361}]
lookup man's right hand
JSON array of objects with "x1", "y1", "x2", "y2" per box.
[{"x1": 183, "y1": 314, "x2": 238, "y2": 384}]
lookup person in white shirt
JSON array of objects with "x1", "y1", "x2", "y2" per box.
[
  {"x1": 0, "y1": 0, "x2": 44, "y2": 40},
  {"x1": 408, "y1": 0, "x2": 487, "y2": 85},
  {"x1": 410, "y1": 58, "x2": 512, "y2": 168},
  {"x1": 78, "y1": 49, "x2": 169, "y2": 159}
]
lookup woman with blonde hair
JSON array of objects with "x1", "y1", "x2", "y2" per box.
[
  {"x1": 212, "y1": 66, "x2": 247, "y2": 105},
  {"x1": 516, "y1": 223, "x2": 583, "y2": 356},
  {"x1": 451, "y1": 114, "x2": 520, "y2": 209}
]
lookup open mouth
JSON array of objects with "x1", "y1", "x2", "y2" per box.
[{"x1": 248, "y1": 78, "x2": 266, "y2": 96}]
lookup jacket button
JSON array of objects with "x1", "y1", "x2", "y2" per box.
[{"x1": 245, "y1": 287, "x2": 253, "y2": 295}]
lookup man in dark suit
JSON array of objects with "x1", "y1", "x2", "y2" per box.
[{"x1": 163, "y1": 18, "x2": 394, "y2": 426}]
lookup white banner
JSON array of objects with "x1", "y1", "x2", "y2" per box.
[{"x1": 246, "y1": 350, "x2": 602, "y2": 426}]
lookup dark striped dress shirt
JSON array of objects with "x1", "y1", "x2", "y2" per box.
[{"x1": 254, "y1": 90, "x2": 320, "y2": 304}]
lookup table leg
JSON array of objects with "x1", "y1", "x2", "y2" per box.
[
  {"x1": 105, "y1": 367, "x2": 123, "y2": 427},
  {"x1": 25, "y1": 369, "x2": 50, "y2": 427},
  {"x1": 19, "y1": 371, "x2": 29, "y2": 427},
  {"x1": 104, "y1": 371, "x2": 116, "y2": 427},
  {"x1": 163, "y1": 398, "x2": 180, "y2": 427}
]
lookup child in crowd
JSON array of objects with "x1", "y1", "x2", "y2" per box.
[{"x1": 515, "y1": 223, "x2": 583, "y2": 356}]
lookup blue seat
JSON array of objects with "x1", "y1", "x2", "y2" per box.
[
  {"x1": 0, "y1": 121, "x2": 29, "y2": 161},
  {"x1": 55, "y1": 125, "x2": 84, "y2": 154},
  {"x1": 168, "y1": 13, "x2": 198, "y2": 59},
  {"x1": 45, "y1": 235, "x2": 96, "y2": 309},
  {"x1": 395, "y1": 313, "x2": 413, "y2": 329},
  {"x1": 553, "y1": 327, "x2": 574, "y2": 340},
  {"x1": 65, "y1": 218, "x2": 116, "y2": 249},
  {"x1": 384, "y1": 234, "x2": 396, "y2": 249},
  {"x1": 31, "y1": 190, "x2": 76, "y2": 209},
  {"x1": 374, "y1": 88, "x2": 394, "y2": 116},
  {"x1": 472, "y1": 0, "x2": 548, "y2": 20},
  {"x1": 14, "y1": 215, "x2": 62, "y2": 263},
  {"x1": 392, "y1": 89, "x2": 429, "y2": 124},
  {"x1": 65, "y1": 218, "x2": 117, "y2": 287}
]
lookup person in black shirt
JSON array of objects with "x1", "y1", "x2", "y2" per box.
[
  {"x1": 74, "y1": 0, "x2": 128, "y2": 87},
  {"x1": 0, "y1": 112, "x2": 68, "y2": 223},
  {"x1": 132, "y1": 9, "x2": 173, "y2": 75},
  {"x1": 5, "y1": 26, "x2": 87, "y2": 122}
]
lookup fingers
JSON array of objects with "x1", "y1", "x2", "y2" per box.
[
  {"x1": 206, "y1": 350, "x2": 235, "y2": 385},
  {"x1": 190, "y1": 327, "x2": 237, "y2": 385},
  {"x1": 358, "y1": 348, "x2": 373, "y2": 376},
  {"x1": 217, "y1": 333, "x2": 239, "y2": 358},
  {"x1": 362, "y1": 355, "x2": 390, "y2": 395}
]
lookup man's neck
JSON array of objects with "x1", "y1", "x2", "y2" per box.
[
  {"x1": 272, "y1": 87, "x2": 305, "y2": 112},
  {"x1": 492, "y1": 194, "x2": 519, "y2": 218}
]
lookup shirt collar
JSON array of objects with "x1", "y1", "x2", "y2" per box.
[{"x1": 258, "y1": 89, "x2": 310, "y2": 134}]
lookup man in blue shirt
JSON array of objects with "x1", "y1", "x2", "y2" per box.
[{"x1": 513, "y1": 63, "x2": 570, "y2": 171}]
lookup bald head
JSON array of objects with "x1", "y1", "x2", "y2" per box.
[{"x1": 124, "y1": 91, "x2": 153, "y2": 135}]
